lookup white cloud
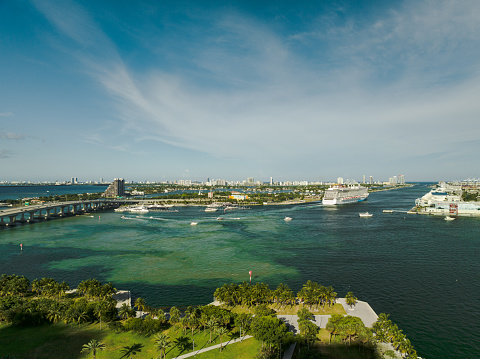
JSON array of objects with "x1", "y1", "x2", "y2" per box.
[
  {"x1": 34, "y1": 0, "x2": 480, "y2": 175},
  {"x1": 0, "y1": 131, "x2": 26, "y2": 140},
  {"x1": 0, "y1": 112, "x2": 14, "y2": 117}
]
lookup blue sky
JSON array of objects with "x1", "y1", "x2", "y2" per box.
[{"x1": 1, "y1": 0, "x2": 479, "y2": 183}]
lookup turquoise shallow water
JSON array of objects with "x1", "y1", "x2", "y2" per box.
[{"x1": 1, "y1": 184, "x2": 479, "y2": 358}]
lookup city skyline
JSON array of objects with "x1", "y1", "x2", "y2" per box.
[{"x1": 1, "y1": 0, "x2": 480, "y2": 182}]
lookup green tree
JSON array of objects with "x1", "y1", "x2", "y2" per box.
[
  {"x1": 134, "y1": 297, "x2": 146, "y2": 312},
  {"x1": 153, "y1": 333, "x2": 171, "y2": 359},
  {"x1": 206, "y1": 318, "x2": 218, "y2": 343},
  {"x1": 81, "y1": 339, "x2": 105, "y2": 359},
  {"x1": 169, "y1": 306, "x2": 180, "y2": 329},
  {"x1": 345, "y1": 292, "x2": 357, "y2": 309},
  {"x1": 216, "y1": 326, "x2": 229, "y2": 352},
  {"x1": 298, "y1": 320, "x2": 319, "y2": 349},
  {"x1": 325, "y1": 314, "x2": 343, "y2": 344},
  {"x1": 297, "y1": 307, "x2": 313, "y2": 322}
]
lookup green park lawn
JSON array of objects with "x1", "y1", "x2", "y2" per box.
[{"x1": 0, "y1": 322, "x2": 261, "y2": 359}]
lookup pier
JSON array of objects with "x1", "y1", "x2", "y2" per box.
[{"x1": 0, "y1": 199, "x2": 139, "y2": 227}]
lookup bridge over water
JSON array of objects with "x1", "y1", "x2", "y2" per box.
[{"x1": 0, "y1": 199, "x2": 140, "y2": 227}]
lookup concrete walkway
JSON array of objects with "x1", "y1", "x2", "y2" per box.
[
  {"x1": 337, "y1": 298, "x2": 378, "y2": 327},
  {"x1": 277, "y1": 298, "x2": 379, "y2": 335},
  {"x1": 282, "y1": 343, "x2": 296, "y2": 359},
  {"x1": 174, "y1": 335, "x2": 253, "y2": 358}
]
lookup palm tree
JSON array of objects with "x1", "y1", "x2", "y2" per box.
[
  {"x1": 94, "y1": 300, "x2": 112, "y2": 330},
  {"x1": 345, "y1": 292, "x2": 357, "y2": 309},
  {"x1": 156, "y1": 308, "x2": 166, "y2": 323},
  {"x1": 47, "y1": 309, "x2": 61, "y2": 324},
  {"x1": 216, "y1": 326, "x2": 229, "y2": 352},
  {"x1": 169, "y1": 306, "x2": 180, "y2": 329},
  {"x1": 119, "y1": 303, "x2": 134, "y2": 320},
  {"x1": 206, "y1": 318, "x2": 217, "y2": 343},
  {"x1": 81, "y1": 339, "x2": 105, "y2": 359},
  {"x1": 180, "y1": 316, "x2": 190, "y2": 335},
  {"x1": 134, "y1": 297, "x2": 146, "y2": 313},
  {"x1": 153, "y1": 333, "x2": 171, "y2": 359},
  {"x1": 76, "y1": 311, "x2": 89, "y2": 327}
]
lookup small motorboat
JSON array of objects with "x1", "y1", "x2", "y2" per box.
[
  {"x1": 444, "y1": 216, "x2": 455, "y2": 221},
  {"x1": 190, "y1": 222, "x2": 198, "y2": 226},
  {"x1": 359, "y1": 212, "x2": 373, "y2": 218},
  {"x1": 216, "y1": 217, "x2": 224, "y2": 221},
  {"x1": 284, "y1": 217, "x2": 293, "y2": 222}
]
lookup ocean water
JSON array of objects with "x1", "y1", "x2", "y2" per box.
[
  {"x1": 0, "y1": 184, "x2": 479, "y2": 358},
  {"x1": 0, "y1": 185, "x2": 108, "y2": 201}
]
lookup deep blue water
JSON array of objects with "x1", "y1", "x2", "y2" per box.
[
  {"x1": 0, "y1": 184, "x2": 479, "y2": 358},
  {"x1": 0, "y1": 185, "x2": 108, "y2": 201}
]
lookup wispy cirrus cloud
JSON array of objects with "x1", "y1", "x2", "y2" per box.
[
  {"x1": 0, "y1": 131, "x2": 27, "y2": 140},
  {"x1": 33, "y1": 0, "x2": 480, "y2": 175},
  {"x1": 0, "y1": 112, "x2": 14, "y2": 117}
]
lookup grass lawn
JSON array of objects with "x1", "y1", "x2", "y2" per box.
[
  {"x1": 226, "y1": 303, "x2": 346, "y2": 316},
  {"x1": 0, "y1": 322, "x2": 261, "y2": 359}
]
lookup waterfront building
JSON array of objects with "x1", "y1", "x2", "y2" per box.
[
  {"x1": 104, "y1": 178, "x2": 125, "y2": 198},
  {"x1": 415, "y1": 182, "x2": 480, "y2": 216},
  {"x1": 369, "y1": 176, "x2": 373, "y2": 185},
  {"x1": 337, "y1": 177, "x2": 344, "y2": 184}
]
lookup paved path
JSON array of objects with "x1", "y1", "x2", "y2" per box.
[
  {"x1": 282, "y1": 343, "x2": 296, "y2": 359},
  {"x1": 174, "y1": 335, "x2": 253, "y2": 358},
  {"x1": 277, "y1": 298, "x2": 379, "y2": 335},
  {"x1": 337, "y1": 298, "x2": 378, "y2": 327}
]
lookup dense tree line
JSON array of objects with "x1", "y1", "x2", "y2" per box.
[
  {"x1": 213, "y1": 280, "x2": 337, "y2": 309},
  {"x1": 372, "y1": 313, "x2": 418, "y2": 358}
]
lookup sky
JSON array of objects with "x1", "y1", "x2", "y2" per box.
[{"x1": 1, "y1": 0, "x2": 479, "y2": 183}]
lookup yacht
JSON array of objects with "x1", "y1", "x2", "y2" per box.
[{"x1": 359, "y1": 212, "x2": 373, "y2": 218}]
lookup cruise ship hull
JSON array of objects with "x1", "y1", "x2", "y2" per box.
[{"x1": 322, "y1": 195, "x2": 368, "y2": 205}]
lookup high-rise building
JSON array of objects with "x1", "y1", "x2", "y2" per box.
[
  {"x1": 104, "y1": 178, "x2": 125, "y2": 198},
  {"x1": 369, "y1": 176, "x2": 373, "y2": 184},
  {"x1": 398, "y1": 175, "x2": 405, "y2": 185},
  {"x1": 247, "y1": 177, "x2": 254, "y2": 185},
  {"x1": 270, "y1": 177, "x2": 273, "y2": 186},
  {"x1": 362, "y1": 175, "x2": 366, "y2": 184},
  {"x1": 337, "y1": 177, "x2": 344, "y2": 184}
]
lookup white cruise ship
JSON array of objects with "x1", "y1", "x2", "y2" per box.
[{"x1": 322, "y1": 185, "x2": 369, "y2": 205}]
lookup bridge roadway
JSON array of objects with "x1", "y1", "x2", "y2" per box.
[{"x1": 0, "y1": 199, "x2": 141, "y2": 227}]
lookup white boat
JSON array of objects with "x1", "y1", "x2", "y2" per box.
[
  {"x1": 129, "y1": 206, "x2": 149, "y2": 213},
  {"x1": 322, "y1": 185, "x2": 369, "y2": 205},
  {"x1": 359, "y1": 212, "x2": 373, "y2": 218},
  {"x1": 444, "y1": 216, "x2": 455, "y2": 221},
  {"x1": 216, "y1": 217, "x2": 224, "y2": 221},
  {"x1": 205, "y1": 205, "x2": 219, "y2": 212},
  {"x1": 284, "y1": 217, "x2": 293, "y2": 222},
  {"x1": 383, "y1": 210, "x2": 394, "y2": 213},
  {"x1": 190, "y1": 222, "x2": 198, "y2": 226}
]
